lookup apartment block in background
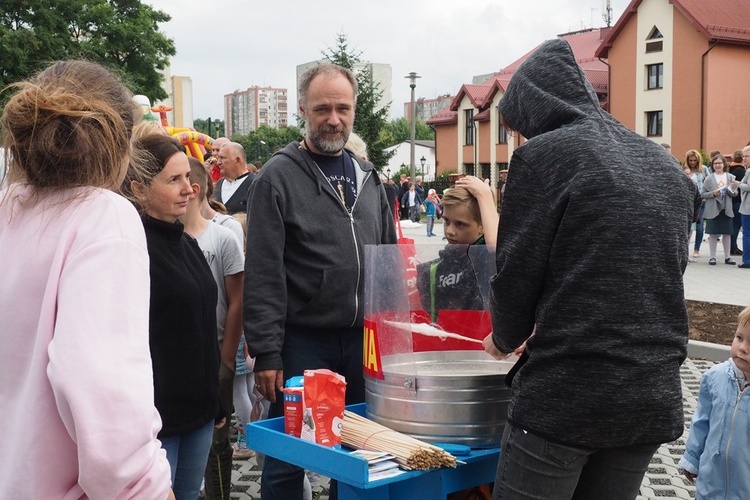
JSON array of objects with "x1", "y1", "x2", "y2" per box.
[
  {"x1": 224, "y1": 86, "x2": 289, "y2": 137},
  {"x1": 155, "y1": 66, "x2": 194, "y2": 129}
]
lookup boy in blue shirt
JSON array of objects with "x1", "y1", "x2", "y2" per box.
[{"x1": 679, "y1": 305, "x2": 750, "y2": 499}]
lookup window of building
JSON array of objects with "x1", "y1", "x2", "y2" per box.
[
  {"x1": 480, "y1": 163, "x2": 491, "y2": 180},
  {"x1": 465, "y1": 109, "x2": 474, "y2": 145},
  {"x1": 647, "y1": 26, "x2": 663, "y2": 39},
  {"x1": 464, "y1": 163, "x2": 475, "y2": 176},
  {"x1": 496, "y1": 107, "x2": 508, "y2": 144},
  {"x1": 646, "y1": 111, "x2": 663, "y2": 137},
  {"x1": 646, "y1": 64, "x2": 663, "y2": 90},
  {"x1": 646, "y1": 26, "x2": 663, "y2": 52}
]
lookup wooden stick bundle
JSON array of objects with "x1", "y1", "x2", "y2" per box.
[{"x1": 342, "y1": 411, "x2": 457, "y2": 470}]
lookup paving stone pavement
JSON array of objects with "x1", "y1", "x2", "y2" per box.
[{"x1": 223, "y1": 221, "x2": 735, "y2": 499}]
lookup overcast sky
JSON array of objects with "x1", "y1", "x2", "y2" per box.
[{"x1": 147, "y1": 0, "x2": 630, "y2": 123}]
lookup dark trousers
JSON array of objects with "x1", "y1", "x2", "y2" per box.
[
  {"x1": 493, "y1": 423, "x2": 659, "y2": 500},
  {"x1": 204, "y1": 361, "x2": 235, "y2": 499},
  {"x1": 260, "y1": 326, "x2": 365, "y2": 500}
]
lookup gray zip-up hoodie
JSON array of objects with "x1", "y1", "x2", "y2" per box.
[
  {"x1": 244, "y1": 142, "x2": 396, "y2": 372},
  {"x1": 491, "y1": 39, "x2": 698, "y2": 448}
]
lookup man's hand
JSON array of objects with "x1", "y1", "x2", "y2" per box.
[
  {"x1": 682, "y1": 470, "x2": 696, "y2": 483},
  {"x1": 483, "y1": 333, "x2": 512, "y2": 361},
  {"x1": 255, "y1": 369, "x2": 284, "y2": 403}
]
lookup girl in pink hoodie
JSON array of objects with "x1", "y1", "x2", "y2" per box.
[{"x1": 0, "y1": 61, "x2": 173, "y2": 499}]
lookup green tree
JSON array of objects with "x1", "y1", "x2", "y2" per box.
[
  {"x1": 0, "y1": 0, "x2": 175, "y2": 104},
  {"x1": 194, "y1": 118, "x2": 224, "y2": 137},
  {"x1": 320, "y1": 32, "x2": 395, "y2": 169},
  {"x1": 381, "y1": 117, "x2": 435, "y2": 148},
  {"x1": 233, "y1": 125, "x2": 303, "y2": 164}
]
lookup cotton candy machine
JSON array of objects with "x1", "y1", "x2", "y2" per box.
[
  {"x1": 363, "y1": 244, "x2": 513, "y2": 448},
  {"x1": 365, "y1": 350, "x2": 513, "y2": 448}
]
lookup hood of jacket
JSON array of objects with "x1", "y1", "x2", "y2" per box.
[
  {"x1": 267, "y1": 141, "x2": 379, "y2": 197},
  {"x1": 499, "y1": 38, "x2": 607, "y2": 139}
]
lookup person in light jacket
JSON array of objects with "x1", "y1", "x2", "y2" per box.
[
  {"x1": 701, "y1": 153, "x2": 739, "y2": 265},
  {"x1": 678, "y1": 305, "x2": 750, "y2": 499}
]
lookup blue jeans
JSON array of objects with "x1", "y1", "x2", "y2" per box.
[
  {"x1": 493, "y1": 423, "x2": 659, "y2": 500},
  {"x1": 260, "y1": 326, "x2": 364, "y2": 500},
  {"x1": 426, "y1": 215, "x2": 435, "y2": 235},
  {"x1": 742, "y1": 214, "x2": 750, "y2": 265},
  {"x1": 161, "y1": 421, "x2": 215, "y2": 500},
  {"x1": 694, "y1": 202, "x2": 705, "y2": 252}
]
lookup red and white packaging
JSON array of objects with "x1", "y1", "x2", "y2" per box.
[
  {"x1": 282, "y1": 386, "x2": 304, "y2": 437},
  {"x1": 300, "y1": 369, "x2": 347, "y2": 446}
]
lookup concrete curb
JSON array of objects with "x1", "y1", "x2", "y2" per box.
[{"x1": 687, "y1": 339, "x2": 730, "y2": 363}]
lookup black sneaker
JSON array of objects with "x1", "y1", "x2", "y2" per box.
[
  {"x1": 709, "y1": 258, "x2": 717, "y2": 265},
  {"x1": 738, "y1": 263, "x2": 750, "y2": 269},
  {"x1": 725, "y1": 258, "x2": 736, "y2": 265}
]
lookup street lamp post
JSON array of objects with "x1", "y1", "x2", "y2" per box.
[
  {"x1": 386, "y1": 168, "x2": 391, "y2": 182},
  {"x1": 420, "y1": 156, "x2": 426, "y2": 180},
  {"x1": 405, "y1": 72, "x2": 421, "y2": 184},
  {"x1": 258, "y1": 140, "x2": 267, "y2": 162}
]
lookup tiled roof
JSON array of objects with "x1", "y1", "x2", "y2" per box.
[
  {"x1": 676, "y1": 0, "x2": 750, "y2": 44},
  {"x1": 449, "y1": 84, "x2": 492, "y2": 111},
  {"x1": 461, "y1": 28, "x2": 609, "y2": 112},
  {"x1": 433, "y1": 28, "x2": 609, "y2": 130},
  {"x1": 583, "y1": 67, "x2": 608, "y2": 93},
  {"x1": 473, "y1": 108, "x2": 491, "y2": 122},
  {"x1": 426, "y1": 109, "x2": 457, "y2": 125},
  {"x1": 597, "y1": 0, "x2": 750, "y2": 58}
]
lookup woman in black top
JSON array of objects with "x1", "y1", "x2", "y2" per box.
[{"x1": 122, "y1": 134, "x2": 222, "y2": 500}]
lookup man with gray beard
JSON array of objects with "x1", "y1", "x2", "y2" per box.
[{"x1": 243, "y1": 63, "x2": 396, "y2": 499}]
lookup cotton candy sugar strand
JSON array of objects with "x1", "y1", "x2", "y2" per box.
[
  {"x1": 383, "y1": 320, "x2": 483, "y2": 344},
  {"x1": 342, "y1": 411, "x2": 457, "y2": 470}
]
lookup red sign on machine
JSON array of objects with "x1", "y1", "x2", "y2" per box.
[{"x1": 362, "y1": 319, "x2": 384, "y2": 380}]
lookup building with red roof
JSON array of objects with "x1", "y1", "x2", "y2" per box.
[
  {"x1": 427, "y1": 28, "x2": 610, "y2": 190},
  {"x1": 596, "y1": 0, "x2": 750, "y2": 157}
]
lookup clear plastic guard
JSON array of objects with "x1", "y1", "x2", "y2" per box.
[{"x1": 363, "y1": 243, "x2": 496, "y2": 400}]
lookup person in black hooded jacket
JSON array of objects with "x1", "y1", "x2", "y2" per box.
[{"x1": 482, "y1": 39, "x2": 700, "y2": 499}]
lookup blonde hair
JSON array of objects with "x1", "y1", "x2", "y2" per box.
[
  {"x1": 187, "y1": 157, "x2": 210, "y2": 202},
  {"x1": 345, "y1": 132, "x2": 368, "y2": 160},
  {"x1": 683, "y1": 150, "x2": 703, "y2": 172},
  {"x1": 1, "y1": 60, "x2": 138, "y2": 193},
  {"x1": 232, "y1": 212, "x2": 247, "y2": 246},
  {"x1": 132, "y1": 120, "x2": 168, "y2": 142},
  {"x1": 739, "y1": 306, "x2": 750, "y2": 329},
  {"x1": 441, "y1": 187, "x2": 481, "y2": 224}
]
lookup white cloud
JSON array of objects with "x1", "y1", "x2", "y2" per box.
[{"x1": 147, "y1": 0, "x2": 630, "y2": 123}]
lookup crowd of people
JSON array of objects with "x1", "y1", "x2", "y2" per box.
[
  {"x1": 681, "y1": 147, "x2": 750, "y2": 269},
  {"x1": 2, "y1": 47, "x2": 748, "y2": 500}
]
